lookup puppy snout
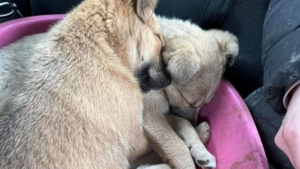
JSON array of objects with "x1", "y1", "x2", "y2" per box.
[
  {"x1": 169, "y1": 106, "x2": 197, "y2": 125},
  {"x1": 149, "y1": 65, "x2": 171, "y2": 89},
  {"x1": 135, "y1": 62, "x2": 171, "y2": 93}
]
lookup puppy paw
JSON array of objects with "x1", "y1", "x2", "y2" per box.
[
  {"x1": 189, "y1": 145, "x2": 216, "y2": 169},
  {"x1": 195, "y1": 122, "x2": 210, "y2": 144}
]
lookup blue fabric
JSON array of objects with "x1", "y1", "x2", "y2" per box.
[{"x1": 262, "y1": 0, "x2": 300, "y2": 114}]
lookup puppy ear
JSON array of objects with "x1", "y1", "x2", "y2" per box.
[
  {"x1": 136, "y1": 0, "x2": 158, "y2": 22},
  {"x1": 165, "y1": 51, "x2": 201, "y2": 85},
  {"x1": 208, "y1": 30, "x2": 239, "y2": 67}
]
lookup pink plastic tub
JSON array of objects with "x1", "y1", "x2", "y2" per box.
[
  {"x1": 0, "y1": 15, "x2": 268, "y2": 169},
  {"x1": 199, "y1": 80, "x2": 268, "y2": 169}
]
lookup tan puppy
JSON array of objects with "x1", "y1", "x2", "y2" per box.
[
  {"x1": 0, "y1": 0, "x2": 171, "y2": 169},
  {"x1": 140, "y1": 17, "x2": 239, "y2": 169}
]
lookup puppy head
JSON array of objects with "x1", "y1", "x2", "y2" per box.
[
  {"x1": 121, "y1": 0, "x2": 171, "y2": 92},
  {"x1": 162, "y1": 20, "x2": 239, "y2": 122}
]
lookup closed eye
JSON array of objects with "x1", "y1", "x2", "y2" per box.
[
  {"x1": 154, "y1": 32, "x2": 165, "y2": 47},
  {"x1": 154, "y1": 32, "x2": 160, "y2": 38}
]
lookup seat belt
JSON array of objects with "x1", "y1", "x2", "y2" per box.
[{"x1": 0, "y1": 0, "x2": 22, "y2": 23}]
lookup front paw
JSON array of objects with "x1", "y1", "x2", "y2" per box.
[
  {"x1": 189, "y1": 145, "x2": 216, "y2": 169},
  {"x1": 195, "y1": 122, "x2": 210, "y2": 144},
  {"x1": 163, "y1": 145, "x2": 196, "y2": 169}
]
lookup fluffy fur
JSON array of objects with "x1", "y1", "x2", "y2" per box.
[
  {"x1": 160, "y1": 17, "x2": 239, "y2": 123},
  {"x1": 0, "y1": 0, "x2": 171, "y2": 169},
  {"x1": 140, "y1": 17, "x2": 239, "y2": 169},
  {"x1": 0, "y1": 13, "x2": 239, "y2": 169}
]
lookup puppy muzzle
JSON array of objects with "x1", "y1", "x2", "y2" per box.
[
  {"x1": 169, "y1": 106, "x2": 198, "y2": 126},
  {"x1": 135, "y1": 62, "x2": 171, "y2": 93}
]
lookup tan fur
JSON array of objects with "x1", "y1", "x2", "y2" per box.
[
  {"x1": 161, "y1": 17, "x2": 239, "y2": 123},
  {"x1": 0, "y1": 0, "x2": 170, "y2": 169},
  {"x1": 140, "y1": 17, "x2": 239, "y2": 169},
  {"x1": 142, "y1": 90, "x2": 196, "y2": 169}
]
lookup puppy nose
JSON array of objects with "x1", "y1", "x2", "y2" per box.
[{"x1": 160, "y1": 74, "x2": 171, "y2": 89}]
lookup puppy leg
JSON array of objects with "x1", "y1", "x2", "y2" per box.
[
  {"x1": 143, "y1": 111, "x2": 196, "y2": 169},
  {"x1": 130, "y1": 152, "x2": 162, "y2": 169},
  {"x1": 166, "y1": 114, "x2": 216, "y2": 169},
  {"x1": 137, "y1": 164, "x2": 171, "y2": 169},
  {"x1": 143, "y1": 91, "x2": 195, "y2": 169},
  {"x1": 195, "y1": 121, "x2": 211, "y2": 144}
]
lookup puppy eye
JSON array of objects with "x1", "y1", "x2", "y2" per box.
[
  {"x1": 154, "y1": 32, "x2": 160, "y2": 38},
  {"x1": 154, "y1": 33, "x2": 164, "y2": 44}
]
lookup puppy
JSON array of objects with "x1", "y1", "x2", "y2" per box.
[
  {"x1": 0, "y1": 0, "x2": 171, "y2": 169},
  {"x1": 140, "y1": 17, "x2": 239, "y2": 169}
]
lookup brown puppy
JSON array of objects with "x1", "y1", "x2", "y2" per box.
[
  {"x1": 140, "y1": 17, "x2": 239, "y2": 169},
  {"x1": 0, "y1": 0, "x2": 171, "y2": 169}
]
